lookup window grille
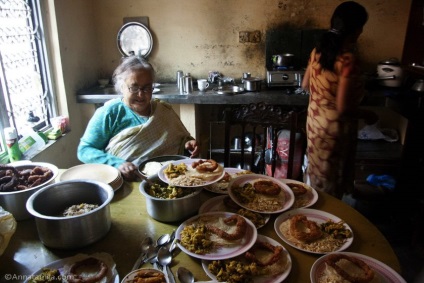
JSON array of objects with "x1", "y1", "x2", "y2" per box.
[{"x1": 0, "y1": 0, "x2": 56, "y2": 159}]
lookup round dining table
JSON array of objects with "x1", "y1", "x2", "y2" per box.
[{"x1": 0, "y1": 178, "x2": 401, "y2": 283}]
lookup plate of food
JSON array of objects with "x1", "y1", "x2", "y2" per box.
[
  {"x1": 176, "y1": 211, "x2": 257, "y2": 260},
  {"x1": 204, "y1": 167, "x2": 254, "y2": 194},
  {"x1": 274, "y1": 208, "x2": 353, "y2": 254},
  {"x1": 199, "y1": 195, "x2": 270, "y2": 229},
  {"x1": 280, "y1": 179, "x2": 318, "y2": 209},
  {"x1": 24, "y1": 252, "x2": 118, "y2": 283},
  {"x1": 158, "y1": 159, "x2": 225, "y2": 187},
  {"x1": 310, "y1": 252, "x2": 407, "y2": 283},
  {"x1": 227, "y1": 174, "x2": 294, "y2": 214},
  {"x1": 202, "y1": 234, "x2": 292, "y2": 283},
  {"x1": 138, "y1": 155, "x2": 188, "y2": 177}
]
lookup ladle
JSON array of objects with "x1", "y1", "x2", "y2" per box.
[
  {"x1": 177, "y1": 267, "x2": 224, "y2": 283},
  {"x1": 132, "y1": 236, "x2": 153, "y2": 271},
  {"x1": 157, "y1": 246, "x2": 176, "y2": 283}
]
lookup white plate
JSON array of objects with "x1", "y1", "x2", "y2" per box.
[
  {"x1": 60, "y1": 164, "x2": 120, "y2": 185},
  {"x1": 121, "y1": 268, "x2": 166, "y2": 283},
  {"x1": 228, "y1": 174, "x2": 294, "y2": 214},
  {"x1": 158, "y1": 159, "x2": 225, "y2": 188},
  {"x1": 310, "y1": 252, "x2": 406, "y2": 283},
  {"x1": 176, "y1": 211, "x2": 257, "y2": 260},
  {"x1": 279, "y1": 179, "x2": 318, "y2": 209},
  {"x1": 202, "y1": 234, "x2": 292, "y2": 283},
  {"x1": 274, "y1": 208, "x2": 353, "y2": 254},
  {"x1": 24, "y1": 252, "x2": 118, "y2": 283},
  {"x1": 204, "y1": 167, "x2": 253, "y2": 194},
  {"x1": 199, "y1": 195, "x2": 270, "y2": 229},
  {"x1": 109, "y1": 174, "x2": 124, "y2": 192}
]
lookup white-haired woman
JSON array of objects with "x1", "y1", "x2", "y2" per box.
[{"x1": 78, "y1": 56, "x2": 199, "y2": 181}]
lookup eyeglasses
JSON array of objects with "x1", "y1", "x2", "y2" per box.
[{"x1": 127, "y1": 85, "x2": 153, "y2": 94}]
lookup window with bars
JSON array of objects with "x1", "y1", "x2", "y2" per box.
[{"x1": 0, "y1": 0, "x2": 57, "y2": 162}]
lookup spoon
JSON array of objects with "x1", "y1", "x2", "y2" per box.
[
  {"x1": 177, "y1": 267, "x2": 224, "y2": 283},
  {"x1": 141, "y1": 234, "x2": 171, "y2": 266},
  {"x1": 157, "y1": 246, "x2": 175, "y2": 283},
  {"x1": 132, "y1": 236, "x2": 153, "y2": 270},
  {"x1": 156, "y1": 233, "x2": 171, "y2": 247}
]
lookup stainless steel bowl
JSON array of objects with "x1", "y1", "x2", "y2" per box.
[
  {"x1": 0, "y1": 162, "x2": 59, "y2": 221},
  {"x1": 139, "y1": 176, "x2": 202, "y2": 222},
  {"x1": 26, "y1": 180, "x2": 114, "y2": 249}
]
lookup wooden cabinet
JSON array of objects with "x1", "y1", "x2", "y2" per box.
[{"x1": 402, "y1": 0, "x2": 424, "y2": 76}]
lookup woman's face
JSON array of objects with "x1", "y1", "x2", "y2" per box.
[{"x1": 122, "y1": 68, "x2": 154, "y2": 116}]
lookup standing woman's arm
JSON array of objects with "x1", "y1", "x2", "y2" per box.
[{"x1": 336, "y1": 53, "x2": 358, "y2": 116}]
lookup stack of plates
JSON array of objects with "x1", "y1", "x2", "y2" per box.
[{"x1": 60, "y1": 164, "x2": 123, "y2": 191}]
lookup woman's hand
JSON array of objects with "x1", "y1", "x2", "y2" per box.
[
  {"x1": 118, "y1": 161, "x2": 139, "y2": 181},
  {"x1": 185, "y1": 140, "x2": 199, "y2": 158}
]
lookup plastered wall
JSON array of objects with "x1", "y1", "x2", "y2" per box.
[{"x1": 94, "y1": 0, "x2": 411, "y2": 81}]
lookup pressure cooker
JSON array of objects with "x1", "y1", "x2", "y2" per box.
[{"x1": 376, "y1": 58, "x2": 404, "y2": 87}]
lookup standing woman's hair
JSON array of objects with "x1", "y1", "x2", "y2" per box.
[
  {"x1": 113, "y1": 55, "x2": 155, "y2": 93},
  {"x1": 316, "y1": 1, "x2": 368, "y2": 70}
]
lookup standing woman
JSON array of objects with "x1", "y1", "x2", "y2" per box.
[{"x1": 302, "y1": 1, "x2": 377, "y2": 198}]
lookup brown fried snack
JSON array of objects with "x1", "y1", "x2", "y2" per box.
[
  {"x1": 130, "y1": 270, "x2": 166, "y2": 283},
  {"x1": 253, "y1": 180, "x2": 281, "y2": 196},
  {"x1": 192, "y1": 159, "x2": 219, "y2": 173},
  {"x1": 67, "y1": 257, "x2": 108, "y2": 283},
  {"x1": 289, "y1": 214, "x2": 323, "y2": 242},
  {"x1": 245, "y1": 240, "x2": 283, "y2": 266},
  {"x1": 206, "y1": 215, "x2": 247, "y2": 240},
  {"x1": 325, "y1": 254, "x2": 375, "y2": 283}
]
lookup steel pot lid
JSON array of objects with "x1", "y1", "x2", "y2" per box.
[
  {"x1": 117, "y1": 22, "x2": 153, "y2": 57},
  {"x1": 378, "y1": 58, "x2": 401, "y2": 65}
]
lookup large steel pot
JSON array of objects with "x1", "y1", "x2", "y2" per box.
[
  {"x1": 139, "y1": 175, "x2": 202, "y2": 222},
  {"x1": 272, "y1": 54, "x2": 295, "y2": 67},
  {"x1": 0, "y1": 162, "x2": 59, "y2": 221},
  {"x1": 243, "y1": 77, "x2": 262, "y2": 92},
  {"x1": 26, "y1": 180, "x2": 114, "y2": 249},
  {"x1": 377, "y1": 58, "x2": 404, "y2": 87}
]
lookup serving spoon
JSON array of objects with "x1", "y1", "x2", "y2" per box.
[
  {"x1": 177, "y1": 267, "x2": 224, "y2": 283},
  {"x1": 132, "y1": 236, "x2": 153, "y2": 271}
]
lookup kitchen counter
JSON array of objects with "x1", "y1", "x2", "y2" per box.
[{"x1": 77, "y1": 83, "x2": 310, "y2": 106}]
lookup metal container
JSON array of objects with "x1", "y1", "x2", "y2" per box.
[
  {"x1": 243, "y1": 77, "x2": 262, "y2": 92},
  {"x1": 0, "y1": 162, "x2": 59, "y2": 221},
  {"x1": 184, "y1": 73, "x2": 193, "y2": 94},
  {"x1": 176, "y1": 70, "x2": 183, "y2": 88},
  {"x1": 139, "y1": 175, "x2": 202, "y2": 222},
  {"x1": 26, "y1": 180, "x2": 114, "y2": 249},
  {"x1": 377, "y1": 58, "x2": 404, "y2": 87}
]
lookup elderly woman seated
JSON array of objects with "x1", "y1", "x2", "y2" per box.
[{"x1": 77, "y1": 55, "x2": 199, "y2": 181}]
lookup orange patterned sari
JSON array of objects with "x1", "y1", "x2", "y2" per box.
[{"x1": 305, "y1": 48, "x2": 363, "y2": 198}]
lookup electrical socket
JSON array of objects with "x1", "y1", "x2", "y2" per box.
[
  {"x1": 249, "y1": 30, "x2": 261, "y2": 43},
  {"x1": 239, "y1": 31, "x2": 250, "y2": 43},
  {"x1": 239, "y1": 30, "x2": 261, "y2": 43}
]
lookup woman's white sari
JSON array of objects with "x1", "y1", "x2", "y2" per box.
[{"x1": 106, "y1": 100, "x2": 192, "y2": 166}]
